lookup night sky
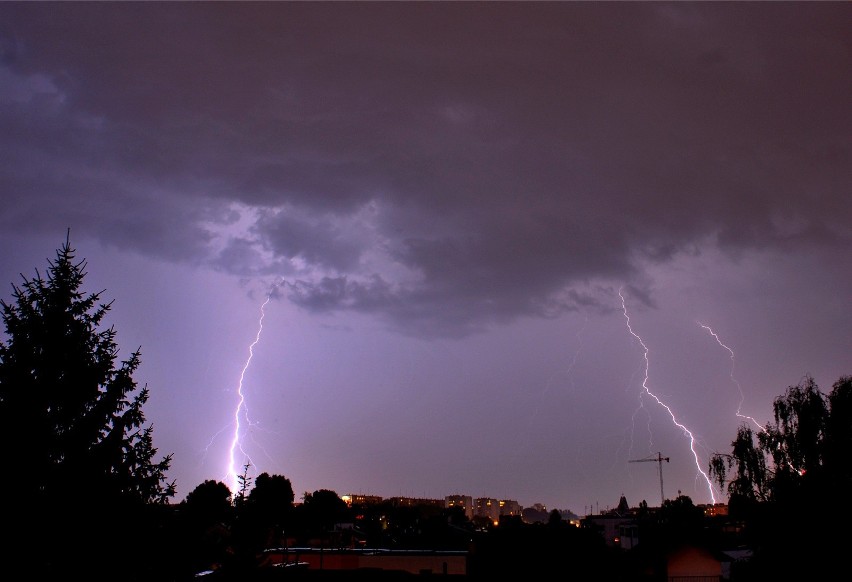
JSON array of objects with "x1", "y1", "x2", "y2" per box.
[{"x1": 1, "y1": 2, "x2": 849, "y2": 514}]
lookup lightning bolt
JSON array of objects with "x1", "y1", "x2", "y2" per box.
[
  {"x1": 200, "y1": 421, "x2": 232, "y2": 468},
  {"x1": 530, "y1": 317, "x2": 587, "y2": 419},
  {"x1": 697, "y1": 322, "x2": 764, "y2": 431},
  {"x1": 225, "y1": 279, "x2": 283, "y2": 494},
  {"x1": 619, "y1": 287, "x2": 717, "y2": 504},
  {"x1": 523, "y1": 316, "x2": 587, "y2": 452}
]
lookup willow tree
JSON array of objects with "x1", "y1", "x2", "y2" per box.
[
  {"x1": 709, "y1": 374, "x2": 852, "y2": 579},
  {"x1": 709, "y1": 375, "x2": 852, "y2": 507}
]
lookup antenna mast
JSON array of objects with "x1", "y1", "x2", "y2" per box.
[{"x1": 629, "y1": 451, "x2": 670, "y2": 506}]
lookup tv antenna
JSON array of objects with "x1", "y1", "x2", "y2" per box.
[{"x1": 629, "y1": 451, "x2": 670, "y2": 506}]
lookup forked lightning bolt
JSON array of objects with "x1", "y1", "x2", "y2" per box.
[
  {"x1": 619, "y1": 287, "x2": 717, "y2": 504},
  {"x1": 697, "y1": 322, "x2": 763, "y2": 431},
  {"x1": 523, "y1": 316, "x2": 587, "y2": 451},
  {"x1": 226, "y1": 280, "x2": 283, "y2": 494}
]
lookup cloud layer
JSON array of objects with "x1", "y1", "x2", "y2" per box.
[{"x1": 2, "y1": 2, "x2": 849, "y2": 337}]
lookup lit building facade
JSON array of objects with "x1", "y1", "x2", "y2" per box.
[{"x1": 445, "y1": 494, "x2": 474, "y2": 520}]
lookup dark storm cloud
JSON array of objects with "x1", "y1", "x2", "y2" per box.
[
  {"x1": 1, "y1": 3, "x2": 849, "y2": 336},
  {"x1": 255, "y1": 208, "x2": 365, "y2": 272}
]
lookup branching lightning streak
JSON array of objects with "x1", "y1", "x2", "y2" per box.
[
  {"x1": 201, "y1": 422, "x2": 232, "y2": 466},
  {"x1": 226, "y1": 280, "x2": 282, "y2": 494},
  {"x1": 697, "y1": 322, "x2": 763, "y2": 432},
  {"x1": 533, "y1": 317, "x2": 587, "y2": 415},
  {"x1": 524, "y1": 316, "x2": 587, "y2": 451},
  {"x1": 619, "y1": 287, "x2": 717, "y2": 504}
]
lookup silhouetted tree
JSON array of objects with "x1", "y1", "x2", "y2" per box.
[
  {"x1": 185, "y1": 479, "x2": 234, "y2": 526},
  {"x1": 247, "y1": 472, "x2": 294, "y2": 545},
  {"x1": 710, "y1": 375, "x2": 852, "y2": 505},
  {"x1": 351, "y1": 499, "x2": 473, "y2": 550},
  {"x1": 547, "y1": 508, "x2": 564, "y2": 527},
  {"x1": 0, "y1": 235, "x2": 175, "y2": 579},
  {"x1": 825, "y1": 376, "x2": 852, "y2": 494},
  {"x1": 469, "y1": 515, "x2": 621, "y2": 579},
  {"x1": 293, "y1": 489, "x2": 350, "y2": 547},
  {"x1": 657, "y1": 495, "x2": 704, "y2": 544},
  {"x1": 709, "y1": 374, "x2": 852, "y2": 580},
  {"x1": 181, "y1": 480, "x2": 234, "y2": 575},
  {"x1": 234, "y1": 462, "x2": 253, "y2": 508},
  {"x1": 227, "y1": 463, "x2": 260, "y2": 573},
  {"x1": 216, "y1": 471, "x2": 296, "y2": 575}
]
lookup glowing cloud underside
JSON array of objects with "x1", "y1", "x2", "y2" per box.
[{"x1": 619, "y1": 287, "x2": 717, "y2": 504}]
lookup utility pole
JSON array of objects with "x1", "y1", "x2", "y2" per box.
[{"x1": 629, "y1": 452, "x2": 670, "y2": 506}]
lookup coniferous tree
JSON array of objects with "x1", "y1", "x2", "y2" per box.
[{"x1": 0, "y1": 234, "x2": 175, "y2": 578}]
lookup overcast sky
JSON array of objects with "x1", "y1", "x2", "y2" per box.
[{"x1": 1, "y1": 2, "x2": 850, "y2": 514}]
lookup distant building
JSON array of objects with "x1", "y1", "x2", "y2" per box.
[
  {"x1": 474, "y1": 498, "x2": 501, "y2": 524},
  {"x1": 388, "y1": 496, "x2": 445, "y2": 508},
  {"x1": 498, "y1": 499, "x2": 521, "y2": 517},
  {"x1": 581, "y1": 495, "x2": 636, "y2": 547},
  {"x1": 336, "y1": 491, "x2": 573, "y2": 528},
  {"x1": 342, "y1": 494, "x2": 383, "y2": 507},
  {"x1": 445, "y1": 495, "x2": 474, "y2": 520},
  {"x1": 700, "y1": 503, "x2": 729, "y2": 517},
  {"x1": 618, "y1": 522, "x2": 639, "y2": 549}
]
